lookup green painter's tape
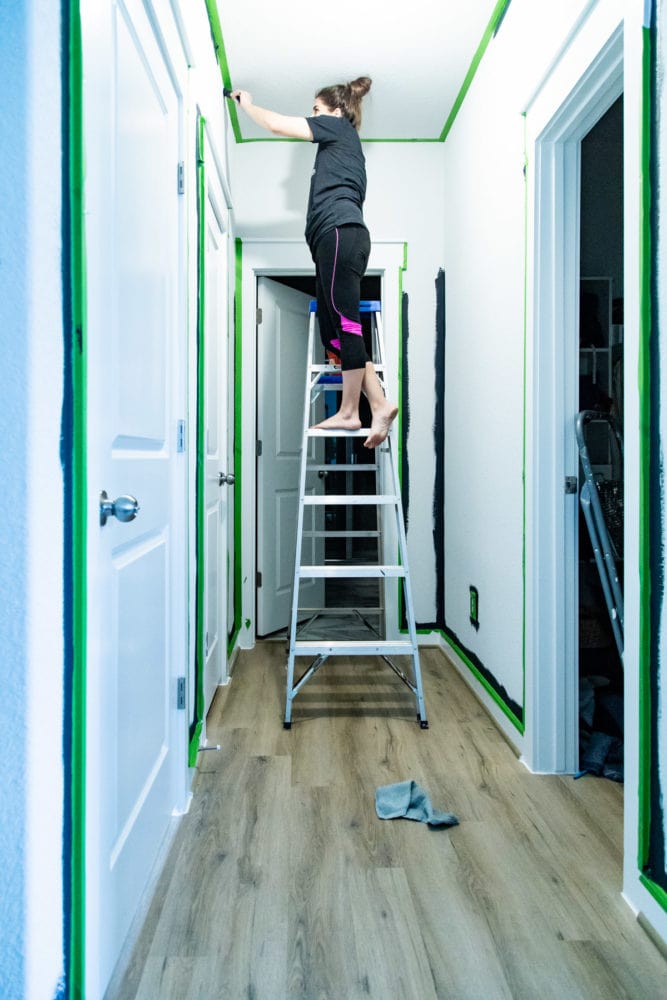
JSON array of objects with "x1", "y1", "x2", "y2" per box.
[
  {"x1": 440, "y1": 629, "x2": 525, "y2": 733},
  {"x1": 204, "y1": 1, "x2": 242, "y2": 144},
  {"x1": 639, "y1": 873, "x2": 667, "y2": 913},
  {"x1": 69, "y1": 0, "x2": 86, "y2": 993},
  {"x1": 227, "y1": 236, "x2": 244, "y2": 657},
  {"x1": 189, "y1": 116, "x2": 207, "y2": 770},
  {"x1": 204, "y1": 1, "x2": 508, "y2": 145},
  {"x1": 521, "y1": 112, "x2": 528, "y2": 718},
  {"x1": 440, "y1": 0, "x2": 512, "y2": 142},
  {"x1": 638, "y1": 23, "x2": 653, "y2": 874}
]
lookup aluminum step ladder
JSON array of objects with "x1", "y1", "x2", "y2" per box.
[
  {"x1": 575, "y1": 409, "x2": 624, "y2": 661},
  {"x1": 284, "y1": 300, "x2": 428, "y2": 729}
]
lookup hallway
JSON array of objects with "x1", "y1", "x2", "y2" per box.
[{"x1": 111, "y1": 646, "x2": 666, "y2": 999}]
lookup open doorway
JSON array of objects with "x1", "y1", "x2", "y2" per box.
[
  {"x1": 255, "y1": 273, "x2": 383, "y2": 639},
  {"x1": 527, "y1": 25, "x2": 623, "y2": 776},
  {"x1": 576, "y1": 95, "x2": 624, "y2": 782}
]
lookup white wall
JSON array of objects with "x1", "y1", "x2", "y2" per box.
[
  {"x1": 441, "y1": 0, "x2": 667, "y2": 943},
  {"x1": 230, "y1": 137, "x2": 446, "y2": 621},
  {"x1": 0, "y1": 2, "x2": 65, "y2": 997},
  {"x1": 441, "y1": 0, "x2": 616, "y2": 727}
]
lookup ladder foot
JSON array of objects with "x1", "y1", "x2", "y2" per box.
[
  {"x1": 283, "y1": 720, "x2": 292, "y2": 730},
  {"x1": 418, "y1": 716, "x2": 429, "y2": 729}
]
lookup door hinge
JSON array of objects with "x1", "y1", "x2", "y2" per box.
[
  {"x1": 256, "y1": 307, "x2": 263, "y2": 325},
  {"x1": 177, "y1": 676, "x2": 186, "y2": 710},
  {"x1": 565, "y1": 476, "x2": 578, "y2": 494},
  {"x1": 256, "y1": 571, "x2": 262, "y2": 588},
  {"x1": 205, "y1": 631, "x2": 210, "y2": 657},
  {"x1": 177, "y1": 419, "x2": 186, "y2": 453},
  {"x1": 177, "y1": 161, "x2": 185, "y2": 195},
  {"x1": 256, "y1": 439, "x2": 263, "y2": 457}
]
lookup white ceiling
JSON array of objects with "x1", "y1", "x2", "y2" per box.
[{"x1": 216, "y1": 0, "x2": 503, "y2": 141}]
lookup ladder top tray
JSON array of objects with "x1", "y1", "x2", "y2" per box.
[{"x1": 310, "y1": 299, "x2": 381, "y2": 314}]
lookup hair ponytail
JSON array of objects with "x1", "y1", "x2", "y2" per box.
[{"x1": 316, "y1": 75, "x2": 372, "y2": 130}]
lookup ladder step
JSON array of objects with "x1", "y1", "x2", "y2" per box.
[
  {"x1": 302, "y1": 530, "x2": 380, "y2": 538},
  {"x1": 303, "y1": 494, "x2": 397, "y2": 505},
  {"x1": 310, "y1": 364, "x2": 385, "y2": 374},
  {"x1": 307, "y1": 464, "x2": 378, "y2": 472},
  {"x1": 299, "y1": 565, "x2": 405, "y2": 578},
  {"x1": 307, "y1": 428, "x2": 373, "y2": 438},
  {"x1": 297, "y1": 606, "x2": 383, "y2": 614},
  {"x1": 293, "y1": 640, "x2": 415, "y2": 656}
]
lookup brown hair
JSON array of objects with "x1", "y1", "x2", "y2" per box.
[{"x1": 316, "y1": 76, "x2": 372, "y2": 130}]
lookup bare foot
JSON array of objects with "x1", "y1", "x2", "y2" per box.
[
  {"x1": 364, "y1": 402, "x2": 398, "y2": 448},
  {"x1": 311, "y1": 412, "x2": 362, "y2": 433}
]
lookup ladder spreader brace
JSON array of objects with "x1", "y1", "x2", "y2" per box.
[{"x1": 284, "y1": 300, "x2": 429, "y2": 729}]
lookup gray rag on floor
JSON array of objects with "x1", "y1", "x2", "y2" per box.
[{"x1": 375, "y1": 781, "x2": 459, "y2": 828}]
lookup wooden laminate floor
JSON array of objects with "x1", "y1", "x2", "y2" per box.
[{"x1": 111, "y1": 644, "x2": 666, "y2": 1000}]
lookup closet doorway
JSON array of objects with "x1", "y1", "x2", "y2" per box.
[
  {"x1": 527, "y1": 24, "x2": 623, "y2": 776},
  {"x1": 576, "y1": 95, "x2": 624, "y2": 783},
  {"x1": 255, "y1": 273, "x2": 382, "y2": 640}
]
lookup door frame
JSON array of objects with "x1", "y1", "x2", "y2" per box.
[
  {"x1": 190, "y1": 113, "x2": 234, "y2": 762},
  {"x1": 525, "y1": 16, "x2": 624, "y2": 773},
  {"x1": 239, "y1": 239, "x2": 406, "y2": 648}
]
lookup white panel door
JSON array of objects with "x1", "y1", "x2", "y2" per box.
[
  {"x1": 202, "y1": 138, "x2": 230, "y2": 713},
  {"x1": 83, "y1": 0, "x2": 186, "y2": 991},
  {"x1": 256, "y1": 278, "x2": 324, "y2": 636}
]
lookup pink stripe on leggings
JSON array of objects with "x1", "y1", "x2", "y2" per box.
[{"x1": 331, "y1": 228, "x2": 363, "y2": 337}]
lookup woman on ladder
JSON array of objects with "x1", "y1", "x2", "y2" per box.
[{"x1": 231, "y1": 76, "x2": 397, "y2": 449}]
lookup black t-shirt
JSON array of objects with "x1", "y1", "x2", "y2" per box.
[{"x1": 304, "y1": 115, "x2": 367, "y2": 254}]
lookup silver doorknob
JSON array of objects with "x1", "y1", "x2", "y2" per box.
[
  {"x1": 218, "y1": 472, "x2": 235, "y2": 486},
  {"x1": 99, "y1": 490, "x2": 140, "y2": 526}
]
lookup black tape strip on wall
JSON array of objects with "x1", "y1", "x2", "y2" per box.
[
  {"x1": 433, "y1": 270, "x2": 446, "y2": 628},
  {"x1": 646, "y1": 3, "x2": 666, "y2": 892}
]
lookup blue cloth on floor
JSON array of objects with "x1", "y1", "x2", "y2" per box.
[{"x1": 375, "y1": 780, "x2": 459, "y2": 828}]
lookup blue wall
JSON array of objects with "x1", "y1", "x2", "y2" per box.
[{"x1": 0, "y1": 2, "x2": 29, "y2": 996}]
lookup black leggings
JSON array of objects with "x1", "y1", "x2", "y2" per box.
[{"x1": 314, "y1": 224, "x2": 371, "y2": 371}]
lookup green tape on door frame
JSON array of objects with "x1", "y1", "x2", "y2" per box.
[
  {"x1": 69, "y1": 0, "x2": 87, "y2": 993},
  {"x1": 637, "y1": 20, "x2": 654, "y2": 874},
  {"x1": 521, "y1": 111, "x2": 528, "y2": 721},
  {"x1": 189, "y1": 114, "x2": 207, "y2": 768},
  {"x1": 227, "y1": 236, "x2": 244, "y2": 656}
]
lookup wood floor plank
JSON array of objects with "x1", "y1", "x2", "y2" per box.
[
  {"x1": 347, "y1": 867, "x2": 438, "y2": 999},
  {"x1": 110, "y1": 642, "x2": 667, "y2": 1000}
]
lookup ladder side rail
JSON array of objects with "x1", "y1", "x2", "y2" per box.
[
  {"x1": 386, "y1": 432, "x2": 427, "y2": 723},
  {"x1": 379, "y1": 441, "x2": 397, "y2": 637},
  {"x1": 374, "y1": 310, "x2": 386, "y2": 369},
  {"x1": 286, "y1": 310, "x2": 318, "y2": 724}
]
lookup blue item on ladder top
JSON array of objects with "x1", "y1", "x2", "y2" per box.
[{"x1": 309, "y1": 299, "x2": 382, "y2": 313}]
